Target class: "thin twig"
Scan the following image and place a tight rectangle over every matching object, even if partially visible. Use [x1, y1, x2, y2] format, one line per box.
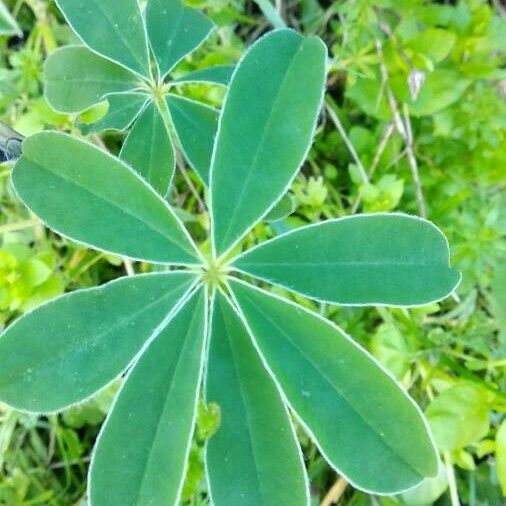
[123, 257, 135, 276]
[320, 476, 348, 506]
[174, 151, 206, 213]
[444, 452, 461, 506]
[325, 96, 369, 185]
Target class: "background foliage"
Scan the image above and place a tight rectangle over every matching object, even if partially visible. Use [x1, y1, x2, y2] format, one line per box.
[0, 0, 504, 505]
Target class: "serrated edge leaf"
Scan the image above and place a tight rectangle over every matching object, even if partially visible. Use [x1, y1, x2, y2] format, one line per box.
[230, 212, 462, 308]
[226, 277, 440, 495]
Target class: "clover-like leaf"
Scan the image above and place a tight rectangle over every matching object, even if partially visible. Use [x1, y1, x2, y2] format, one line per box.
[90, 287, 207, 506]
[0, 0, 21, 36]
[210, 29, 327, 256]
[12, 132, 200, 264]
[167, 94, 218, 184]
[80, 92, 148, 134]
[44, 46, 140, 114]
[229, 279, 439, 494]
[0, 272, 196, 412]
[55, 0, 150, 77]
[206, 290, 308, 505]
[146, 0, 215, 78]
[233, 213, 461, 306]
[120, 101, 175, 196]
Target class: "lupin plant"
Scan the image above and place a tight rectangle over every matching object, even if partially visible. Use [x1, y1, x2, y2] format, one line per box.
[0, 0, 461, 505]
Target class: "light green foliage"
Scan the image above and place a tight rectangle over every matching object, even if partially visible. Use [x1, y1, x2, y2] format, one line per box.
[0, 0, 20, 36]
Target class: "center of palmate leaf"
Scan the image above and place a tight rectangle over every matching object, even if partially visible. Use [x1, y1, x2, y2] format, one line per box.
[146, 78, 170, 105]
[201, 259, 229, 289]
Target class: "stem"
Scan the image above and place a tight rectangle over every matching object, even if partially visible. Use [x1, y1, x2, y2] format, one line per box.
[325, 96, 369, 185]
[444, 452, 461, 506]
[253, 0, 287, 29]
[320, 476, 348, 506]
[0, 218, 40, 234]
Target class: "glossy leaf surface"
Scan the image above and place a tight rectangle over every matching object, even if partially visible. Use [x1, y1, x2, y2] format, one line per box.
[12, 132, 199, 264]
[175, 65, 235, 86]
[120, 101, 174, 195]
[90, 288, 207, 506]
[233, 214, 460, 306]
[210, 29, 327, 255]
[0, 272, 195, 412]
[230, 280, 439, 494]
[146, 0, 214, 77]
[206, 291, 308, 506]
[167, 95, 218, 184]
[55, 0, 150, 76]
[44, 46, 139, 113]
[81, 93, 148, 133]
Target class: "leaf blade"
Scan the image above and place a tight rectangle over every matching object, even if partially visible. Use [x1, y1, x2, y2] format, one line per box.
[146, 0, 214, 77]
[0, 0, 21, 36]
[44, 46, 139, 114]
[205, 291, 308, 506]
[54, 0, 150, 76]
[12, 132, 199, 264]
[89, 287, 207, 506]
[120, 101, 175, 196]
[167, 94, 218, 184]
[210, 29, 327, 255]
[0, 272, 196, 412]
[233, 214, 461, 306]
[229, 279, 439, 494]
[175, 65, 235, 86]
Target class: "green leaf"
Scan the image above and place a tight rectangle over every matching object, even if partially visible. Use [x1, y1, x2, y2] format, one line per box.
[54, 0, 150, 77]
[233, 214, 461, 306]
[120, 101, 175, 196]
[12, 132, 200, 264]
[146, 0, 214, 78]
[175, 65, 235, 86]
[210, 29, 326, 256]
[167, 94, 218, 184]
[263, 193, 295, 222]
[81, 92, 148, 134]
[229, 279, 439, 494]
[44, 46, 139, 114]
[90, 287, 207, 506]
[496, 419, 506, 496]
[205, 291, 308, 506]
[0, 272, 195, 412]
[425, 382, 492, 452]
[0, 0, 21, 36]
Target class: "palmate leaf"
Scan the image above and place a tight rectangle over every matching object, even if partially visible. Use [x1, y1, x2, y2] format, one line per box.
[0, 272, 196, 412]
[120, 101, 175, 196]
[12, 132, 200, 265]
[0, 0, 21, 36]
[80, 92, 149, 134]
[90, 287, 207, 506]
[205, 291, 308, 506]
[54, 0, 150, 77]
[146, 0, 215, 78]
[233, 213, 461, 306]
[210, 29, 327, 256]
[44, 46, 140, 114]
[167, 94, 218, 184]
[229, 279, 439, 494]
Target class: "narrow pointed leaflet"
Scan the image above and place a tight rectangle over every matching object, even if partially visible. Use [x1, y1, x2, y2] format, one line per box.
[120, 101, 175, 196]
[230, 280, 439, 494]
[210, 29, 327, 255]
[0, 273, 195, 412]
[55, 0, 150, 76]
[175, 65, 235, 86]
[233, 214, 461, 306]
[0, 0, 21, 36]
[12, 132, 199, 264]
[206, 291, 308, 506]
[90, 288, 207, 506]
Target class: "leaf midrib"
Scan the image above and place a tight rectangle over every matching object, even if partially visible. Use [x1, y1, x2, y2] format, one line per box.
[242, 291, 425, 479]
